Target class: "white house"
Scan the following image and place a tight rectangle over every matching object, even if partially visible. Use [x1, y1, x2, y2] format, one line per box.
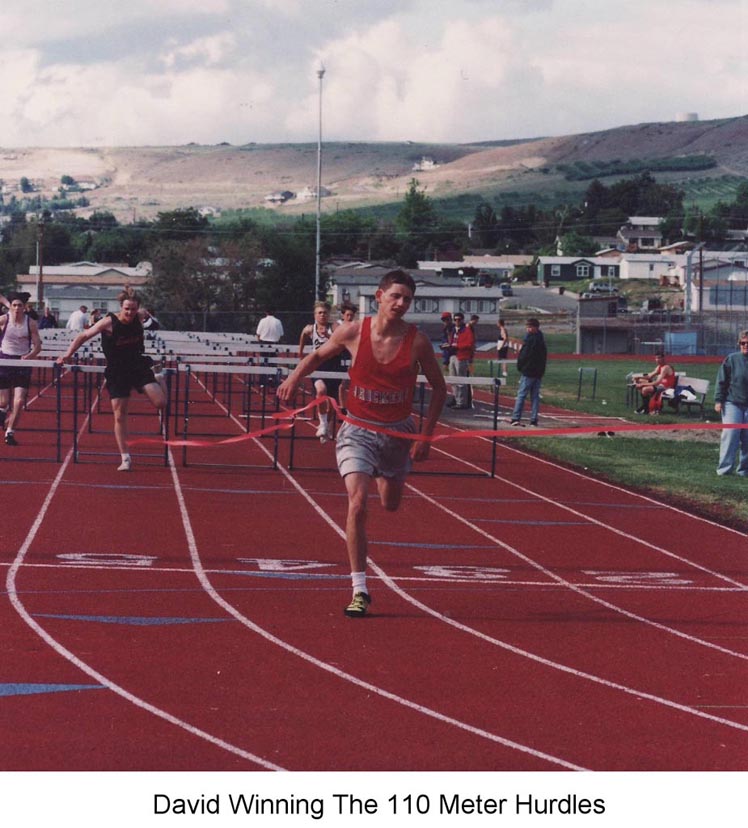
[618, 254, 679, 282]
[17, 261, 152, 322]
[617, 216, 664, 251]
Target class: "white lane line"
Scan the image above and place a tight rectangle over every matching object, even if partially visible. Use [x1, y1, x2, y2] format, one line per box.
[429, 437, 748, 591]
[465, 418, 748, 540]
[231, 410, 748, 736]
[167, 448, 586, 771]
[5, 407, 284, 771]
[187, 385, 748, 767]
[182, 376, 587, 769]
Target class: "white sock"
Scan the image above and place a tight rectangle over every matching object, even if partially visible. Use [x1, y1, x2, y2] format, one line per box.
[319, 413, 328, 426]
[121, 453, 131, 462]
[351, 571, 367, 596]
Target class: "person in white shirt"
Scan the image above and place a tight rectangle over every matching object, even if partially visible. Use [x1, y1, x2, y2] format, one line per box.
[255, 310, 284, 343]
[66, 305, 89, 331]
[0, 292, 42, 445]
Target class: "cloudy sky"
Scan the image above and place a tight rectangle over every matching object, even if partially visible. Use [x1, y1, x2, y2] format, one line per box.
[0, 0, 745, 147]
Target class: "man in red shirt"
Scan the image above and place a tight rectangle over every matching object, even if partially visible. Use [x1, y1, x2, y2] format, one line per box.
[277, 270, 447, 617]
[447, 312, 476, 409]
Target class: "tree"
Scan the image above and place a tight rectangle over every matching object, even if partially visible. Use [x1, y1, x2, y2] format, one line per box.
[146, 238, 215, 313]
[395, 179, 439, 257]
[471, 202, 500, 248]
[153, 207, 209, 241]
[557, 231, 597, 257]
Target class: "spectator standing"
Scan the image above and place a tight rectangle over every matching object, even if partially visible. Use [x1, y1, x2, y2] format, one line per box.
[66, 305, 89, 331]
[256, 309, 284, 343]
[88, 308, 102, 327]
[439, 312, 455, 367]
[38, 306, 58, 329]
[496, 318, 510, 378]
[447, 312, 475, 409]
[714, 331, 748, 477]
[510, 318, 547, 427]
[141, 308, 161, 335]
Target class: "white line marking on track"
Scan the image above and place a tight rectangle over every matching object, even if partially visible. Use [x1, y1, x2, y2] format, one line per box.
[431, 435, 748, 591]
[5, 397, 284, 771]
[235, 398, 748, 734]
[184, 375, 587, 769]
[186, 385, 748, 762]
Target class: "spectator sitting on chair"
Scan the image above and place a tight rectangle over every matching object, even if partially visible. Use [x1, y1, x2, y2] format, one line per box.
[634, 352, 676, 414]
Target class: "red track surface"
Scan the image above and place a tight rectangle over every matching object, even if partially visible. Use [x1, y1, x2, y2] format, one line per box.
[1, 371, 746, 771]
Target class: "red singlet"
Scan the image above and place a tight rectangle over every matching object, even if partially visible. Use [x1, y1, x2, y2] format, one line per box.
[347, 317, 418, 423]
[659, 366, 677, 390]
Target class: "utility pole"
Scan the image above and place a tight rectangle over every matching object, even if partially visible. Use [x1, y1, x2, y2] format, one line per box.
[315, 65, 325, 301]
[36, 216, 46, 308]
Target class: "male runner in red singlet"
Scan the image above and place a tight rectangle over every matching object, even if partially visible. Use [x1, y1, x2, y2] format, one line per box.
[278, 270, 447, 617]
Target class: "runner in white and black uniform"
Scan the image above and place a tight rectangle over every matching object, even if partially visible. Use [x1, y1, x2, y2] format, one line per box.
[298, 301, 344, 443]
[0, 291, 42, 446]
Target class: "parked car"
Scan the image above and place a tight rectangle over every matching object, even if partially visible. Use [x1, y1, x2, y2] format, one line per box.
[588, 282, 618, 295]
[500, 282, 513, 297]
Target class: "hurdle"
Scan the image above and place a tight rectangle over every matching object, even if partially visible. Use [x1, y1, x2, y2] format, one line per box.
[0, 357, 64, 464]
[174, 362, 282, 470]
[67, 363, 173, 468]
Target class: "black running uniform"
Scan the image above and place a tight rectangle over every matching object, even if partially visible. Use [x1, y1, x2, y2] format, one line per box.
[101, 313, 156, 399]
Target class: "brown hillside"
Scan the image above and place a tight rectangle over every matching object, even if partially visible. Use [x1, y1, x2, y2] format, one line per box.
[0, 116, 745, 221]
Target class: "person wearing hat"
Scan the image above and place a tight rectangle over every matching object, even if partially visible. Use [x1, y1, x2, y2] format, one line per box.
[447, 312, 475, 409]
[0, 292, 42, 445]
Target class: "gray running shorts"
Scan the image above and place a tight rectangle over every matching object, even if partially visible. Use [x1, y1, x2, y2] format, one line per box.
[336, 416, 417, 481]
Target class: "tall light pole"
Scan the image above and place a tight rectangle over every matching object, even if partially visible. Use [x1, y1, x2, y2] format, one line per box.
[36, 216, 46, 308]
[315, 65, 325, 301]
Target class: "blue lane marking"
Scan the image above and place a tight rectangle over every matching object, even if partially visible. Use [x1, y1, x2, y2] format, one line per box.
[33, 613, 233, 626]
[0, 683, 104, 697]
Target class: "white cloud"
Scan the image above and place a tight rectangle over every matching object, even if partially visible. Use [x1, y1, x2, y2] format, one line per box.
[0, 0, 744, 146]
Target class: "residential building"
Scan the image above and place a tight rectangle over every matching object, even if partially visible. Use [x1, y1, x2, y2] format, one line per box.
[17, 261, 151, 322]
[536, 256, 620, 282]
[617, 216, 664, 251]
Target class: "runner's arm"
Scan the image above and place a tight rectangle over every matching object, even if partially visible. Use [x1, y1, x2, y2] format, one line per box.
[411, 331, 447, 461]
[297, 326, 312, 360]
[24, 320, 42, 359]
[279, 324, 356, 402]
[56, 316, 112, 363]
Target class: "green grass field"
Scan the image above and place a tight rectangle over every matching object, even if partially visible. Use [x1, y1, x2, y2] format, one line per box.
[474, 354, 748, 530]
